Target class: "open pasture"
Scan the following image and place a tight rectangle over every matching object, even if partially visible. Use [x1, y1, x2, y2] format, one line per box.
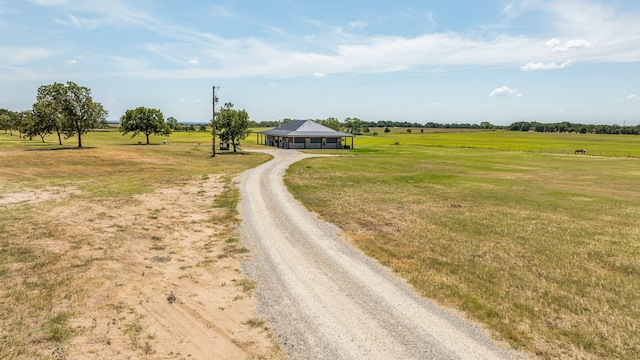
[358, 128, 640, 157]
[0, 130, 252, 196]
[286, 136, 640, 359]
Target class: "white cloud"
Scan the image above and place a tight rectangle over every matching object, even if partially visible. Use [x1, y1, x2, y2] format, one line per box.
[188, 57, 200, 65]
[31, 0, 69, 6]
[490, 86, 522, 97]
[348, 20, 368, 30]
[545, 38, 562, 48]
[54, 14, 104, 29]
[7, 0, 640, 83]
[0, 46, 51, 65]
[432, 102, 440, 106]
[521, 60, 571, 71]
[547, 38, 594, 52]
[178, 99, 187, 103]
[627, 94, 640, 101]
[426, 12, 436, 28]
[64, 59, 77, 64]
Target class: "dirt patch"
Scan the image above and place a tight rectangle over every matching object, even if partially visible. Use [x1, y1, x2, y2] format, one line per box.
[0, 187, 81, 205]
[3, 175, 281, 359]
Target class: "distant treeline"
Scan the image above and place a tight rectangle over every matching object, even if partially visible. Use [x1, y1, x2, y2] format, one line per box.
[507, 121, 640, 135]
[251, 118, 494, 129]
[250, 118, 498, 135]
[108, 117, 640, 136]
[252, 118, 640, 135]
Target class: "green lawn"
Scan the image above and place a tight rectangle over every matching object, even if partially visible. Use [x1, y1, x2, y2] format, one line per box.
[286, 135, 640, 359]
[357, 128, 640, 157]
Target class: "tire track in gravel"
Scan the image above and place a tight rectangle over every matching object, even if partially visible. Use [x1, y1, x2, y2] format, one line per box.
[239, 149, 528, 360]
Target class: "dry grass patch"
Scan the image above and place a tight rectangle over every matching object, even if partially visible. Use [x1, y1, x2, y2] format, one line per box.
[0, 135, 281, 359]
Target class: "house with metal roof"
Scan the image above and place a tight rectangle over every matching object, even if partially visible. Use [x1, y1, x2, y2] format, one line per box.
[257, 120, 354, 149]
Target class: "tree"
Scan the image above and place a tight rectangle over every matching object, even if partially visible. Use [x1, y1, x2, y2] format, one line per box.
[120, 107, 170, 144]
[344, 117, 363, 135]
[10, 111, 26, 138]
[165, 116, 183, 131]
[32, 82, 67, 145]
[50, 82, 108, 148]
[22, 110, 52, 142]
[0, 109, 12, 135]
[0, 110, 15, 136]
[320, 117, 341, 131]
[217, 102, 251, 152]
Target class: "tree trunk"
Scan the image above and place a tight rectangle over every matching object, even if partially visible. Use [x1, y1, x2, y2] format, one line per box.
[57, 131, 62, 145]
[146, 134, 150, 144]
[76, 121, 83, 147]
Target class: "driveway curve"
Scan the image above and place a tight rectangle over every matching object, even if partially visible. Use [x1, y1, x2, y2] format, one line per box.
[238, 149, 527, 360]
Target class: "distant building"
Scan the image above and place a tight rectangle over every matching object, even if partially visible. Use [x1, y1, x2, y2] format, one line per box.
[257, 120, 354, 149]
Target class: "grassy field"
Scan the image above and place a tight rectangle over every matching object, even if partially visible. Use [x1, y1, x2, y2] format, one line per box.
[4, 127, 640, 358]
[0, 130, 272, 358]
[285, 132, 640, 359]
[355, 127, 640, 157]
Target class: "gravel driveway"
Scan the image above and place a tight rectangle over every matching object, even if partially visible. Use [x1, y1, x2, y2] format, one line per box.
[239, 149, 528, 360]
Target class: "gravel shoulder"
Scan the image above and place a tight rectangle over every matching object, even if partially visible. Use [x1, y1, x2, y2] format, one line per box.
[239, 149, 529, 360]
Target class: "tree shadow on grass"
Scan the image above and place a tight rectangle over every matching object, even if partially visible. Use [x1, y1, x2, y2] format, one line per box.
[23, 147, 96, 151]
[215, 151, 253, 156]
[120, 143, 163, 146]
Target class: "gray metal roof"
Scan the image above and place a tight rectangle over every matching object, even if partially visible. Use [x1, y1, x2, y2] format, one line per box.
[259, 120, 354, 137]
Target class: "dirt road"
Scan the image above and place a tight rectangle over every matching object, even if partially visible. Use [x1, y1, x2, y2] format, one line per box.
[239, 149, 527, 360]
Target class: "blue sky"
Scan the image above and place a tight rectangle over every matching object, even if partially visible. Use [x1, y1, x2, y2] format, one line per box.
[1, 0, 640, 125]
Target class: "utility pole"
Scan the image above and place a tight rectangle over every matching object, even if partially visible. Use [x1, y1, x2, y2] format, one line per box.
[211, 85, 219, 157]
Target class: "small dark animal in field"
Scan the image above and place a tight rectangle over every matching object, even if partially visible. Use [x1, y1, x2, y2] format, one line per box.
[167, 291, 176, 304]
[193, 142, 201, 150]
[574, 149, 586, 154]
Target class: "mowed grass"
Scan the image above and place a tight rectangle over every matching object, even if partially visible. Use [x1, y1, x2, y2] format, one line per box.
[361, 127, 640, 157]
[0, 130, 270, 358]
[285, 138, 640, 359]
